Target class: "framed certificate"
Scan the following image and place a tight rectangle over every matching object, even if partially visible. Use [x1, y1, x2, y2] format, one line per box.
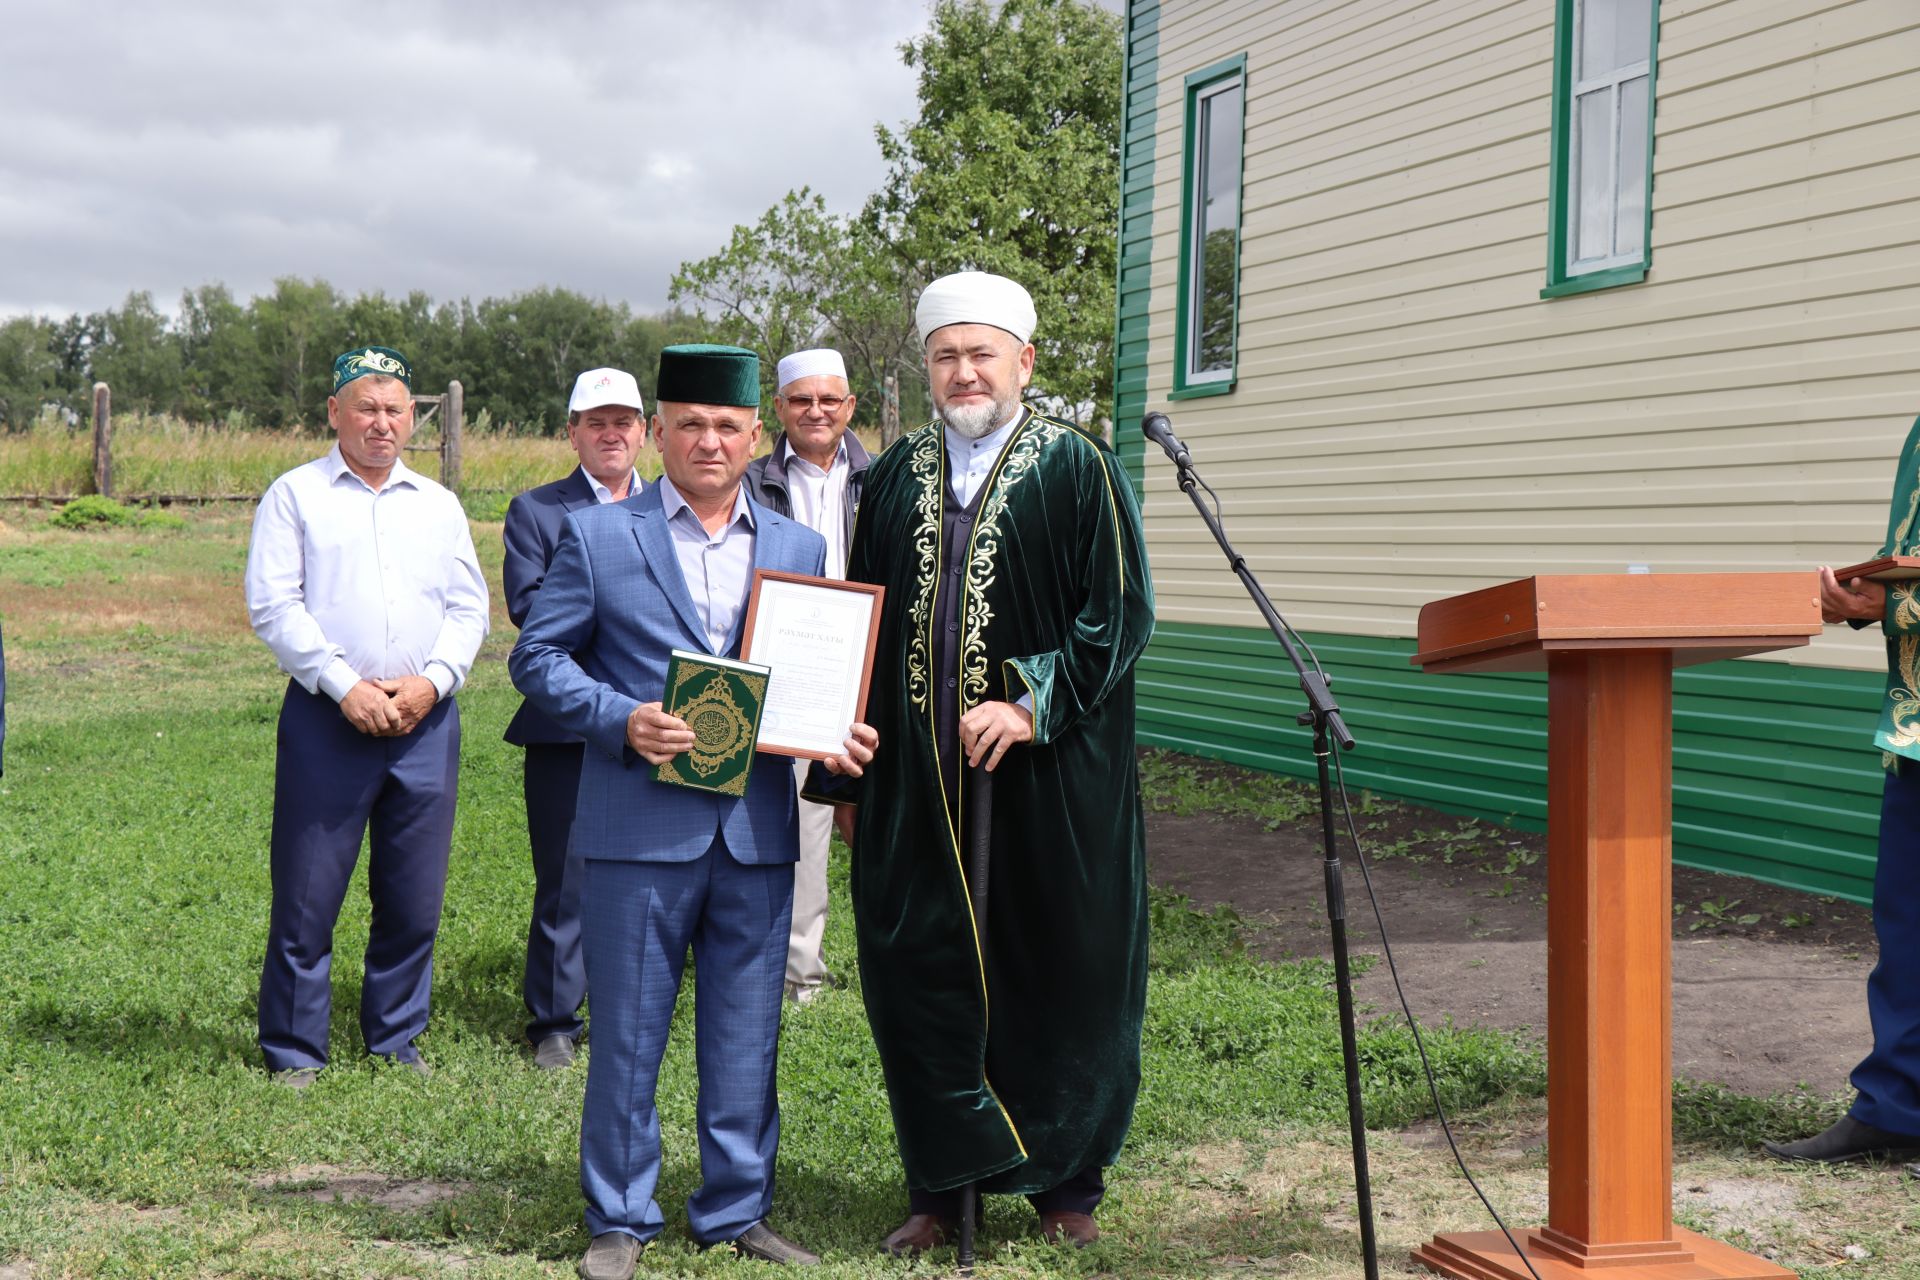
[740, 570, 885, 760]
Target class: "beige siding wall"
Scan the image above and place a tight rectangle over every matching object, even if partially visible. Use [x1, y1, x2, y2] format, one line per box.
[1140, 0, 1920, 672]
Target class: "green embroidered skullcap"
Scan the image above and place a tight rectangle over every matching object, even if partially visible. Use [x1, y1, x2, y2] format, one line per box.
[332, 346, 413, 393]
[655, 344, 761, 408]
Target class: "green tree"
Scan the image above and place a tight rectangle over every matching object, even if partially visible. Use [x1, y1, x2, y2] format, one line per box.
[178, 284, 263, 422]
[670, 188, 922, 431]
[470, 288, 628, 432]
[0, 315, 66, 428]
[86, 291, 186, 416]
[866, 0, 1122, 427]
[249, 277, 348, 427]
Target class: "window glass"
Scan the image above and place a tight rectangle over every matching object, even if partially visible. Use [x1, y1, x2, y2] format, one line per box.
[1194, 81, 1242, 375]
[1574, 89, 1612, 262]
[1615, 76, 1649, 258]
[1560, 0, 1655, 280]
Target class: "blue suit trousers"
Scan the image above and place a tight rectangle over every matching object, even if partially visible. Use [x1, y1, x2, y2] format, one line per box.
[258, 682, 459, 1071]
[579, 843, 793, 1245]
[523, 742, 587, 1044]
[1852, 763, 1920, 1136]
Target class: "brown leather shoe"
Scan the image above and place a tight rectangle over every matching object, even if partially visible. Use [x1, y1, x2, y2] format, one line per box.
[1039, 1211, 1098, 1247]
[882, 1213, 955, 1256]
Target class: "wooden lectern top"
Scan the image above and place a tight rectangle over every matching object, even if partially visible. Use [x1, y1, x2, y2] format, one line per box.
[1411, 573, 1821, 674]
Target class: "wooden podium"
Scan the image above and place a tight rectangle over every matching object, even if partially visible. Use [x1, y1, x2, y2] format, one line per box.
[1408, 574, 1820, 1280]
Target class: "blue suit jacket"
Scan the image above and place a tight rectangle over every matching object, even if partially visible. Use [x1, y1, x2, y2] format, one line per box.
[507, 483, 827, 864]
[502, 467, 600, 746]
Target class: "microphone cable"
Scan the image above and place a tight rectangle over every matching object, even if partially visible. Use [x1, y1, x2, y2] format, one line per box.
[1149, 409, 1545, 1277]
[1326, 741, 1547, 1280]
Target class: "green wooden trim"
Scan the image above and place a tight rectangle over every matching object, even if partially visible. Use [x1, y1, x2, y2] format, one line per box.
[1113, 1, 1160, 498]
[1136, 620, 1885, 904]
[1543, 0, 1661, 294]
[1540, 264, 1648, 298]
[1173, 52, 1246, 398]
[1168, 380, 1235, 400]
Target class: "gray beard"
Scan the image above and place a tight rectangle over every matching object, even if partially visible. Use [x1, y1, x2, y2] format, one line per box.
[937, 396, 1014, 439]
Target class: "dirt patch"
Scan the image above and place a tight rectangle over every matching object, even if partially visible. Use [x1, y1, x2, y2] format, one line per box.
[252, 1165, 473, 1212]
[1675, 1178, 1812, 1239]
[1145, 757, 1879, 1100]
[1148, 1112, 1913, 1279]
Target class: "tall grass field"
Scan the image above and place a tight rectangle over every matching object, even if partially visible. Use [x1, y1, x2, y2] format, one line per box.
[0, 503, 1905, 1278]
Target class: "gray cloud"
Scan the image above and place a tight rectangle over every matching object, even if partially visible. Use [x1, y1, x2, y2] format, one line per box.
[0, 0, 929, 317]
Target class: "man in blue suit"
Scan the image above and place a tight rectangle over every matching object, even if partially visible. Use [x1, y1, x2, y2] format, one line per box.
[510, 345, 875, 1278]
[502, 366, 647, 1071]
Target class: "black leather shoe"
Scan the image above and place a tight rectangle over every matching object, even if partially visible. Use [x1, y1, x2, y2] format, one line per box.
[725, 1221, 820, 1266]
[533, 1034, 577, 1070]
[1764, 1116, 1920, 1164]
[578, 1231, 643, 1280]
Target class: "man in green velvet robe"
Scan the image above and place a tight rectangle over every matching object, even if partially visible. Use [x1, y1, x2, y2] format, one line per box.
[821, 271, 1154, 1252]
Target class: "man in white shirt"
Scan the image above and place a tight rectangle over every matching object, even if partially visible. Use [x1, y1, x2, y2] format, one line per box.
[744, 348, 872, 1004]
[244, 345, 489, 1088]
[500, 368, 647, 1070]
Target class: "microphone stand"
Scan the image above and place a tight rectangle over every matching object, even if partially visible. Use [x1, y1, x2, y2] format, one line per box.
[1145, 416, 1379, 1280]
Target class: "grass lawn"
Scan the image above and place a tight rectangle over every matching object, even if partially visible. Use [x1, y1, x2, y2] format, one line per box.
[0, 501, 1912, 1278]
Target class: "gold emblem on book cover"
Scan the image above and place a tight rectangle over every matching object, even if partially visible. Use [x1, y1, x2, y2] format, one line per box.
[656, 666, 768, 796]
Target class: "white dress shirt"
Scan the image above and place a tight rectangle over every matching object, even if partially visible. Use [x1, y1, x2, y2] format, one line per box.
[944, 410, 1023, 507]
[657, 476, 757, 654]
[785, 439, 850, 578]
[580, 464, 642, 505]
[245, 445, 489, 702]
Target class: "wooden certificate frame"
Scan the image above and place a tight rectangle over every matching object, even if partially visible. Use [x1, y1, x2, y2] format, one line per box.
[740, 570, 885, 760]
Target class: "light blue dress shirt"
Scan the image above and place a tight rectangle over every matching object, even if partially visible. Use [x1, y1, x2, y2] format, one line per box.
[657, 475, 757, 653]
[580, 464, 642, 504]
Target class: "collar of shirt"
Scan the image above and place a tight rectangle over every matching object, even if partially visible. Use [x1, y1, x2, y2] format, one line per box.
[786, 436, 848, 480]
[578, 464, 642, 504]
[941, 408, 1024, 467]
[322, 441, 419, 494]
[656, 474, 756, 540]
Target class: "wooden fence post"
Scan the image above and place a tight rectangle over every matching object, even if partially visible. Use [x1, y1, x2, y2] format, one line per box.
[91, 382, 111, 497]
[443, 380, 464, 490]
[882, 373, 900, 449]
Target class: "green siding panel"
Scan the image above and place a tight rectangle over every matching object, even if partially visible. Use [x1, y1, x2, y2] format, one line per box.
[1114, 0, 1158, 496]
[1137, 622, 1886, 903]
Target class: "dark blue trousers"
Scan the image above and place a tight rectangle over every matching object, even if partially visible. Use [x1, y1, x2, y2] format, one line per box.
[258, 682, 459, 1072]
[522, 741, 587, 1044]
[579, 844, 793, 1245]
[1852, 762, 1920, 1136]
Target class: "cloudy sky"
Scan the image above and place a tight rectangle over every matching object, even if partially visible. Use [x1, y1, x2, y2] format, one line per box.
[0, 0, 934, 320]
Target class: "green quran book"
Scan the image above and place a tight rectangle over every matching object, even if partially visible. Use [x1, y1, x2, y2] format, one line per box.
[653, 649, 772, 797]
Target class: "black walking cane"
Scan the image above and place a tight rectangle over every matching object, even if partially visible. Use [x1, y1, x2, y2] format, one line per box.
[957, 764, 992, 1273]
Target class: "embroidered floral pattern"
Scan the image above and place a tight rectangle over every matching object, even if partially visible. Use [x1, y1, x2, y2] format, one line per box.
[903, 426, 945, 711]
[959, 415, 1068, 708]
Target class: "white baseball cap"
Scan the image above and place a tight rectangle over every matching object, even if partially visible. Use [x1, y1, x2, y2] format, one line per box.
[568, 367, 644, 415]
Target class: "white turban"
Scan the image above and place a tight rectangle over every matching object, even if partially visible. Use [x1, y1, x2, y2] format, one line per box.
[775, 348, 848, 390]
[914, 271, 1037, 347]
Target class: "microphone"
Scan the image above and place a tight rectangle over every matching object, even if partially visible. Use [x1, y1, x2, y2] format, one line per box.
[1141, 411, 1192, 470]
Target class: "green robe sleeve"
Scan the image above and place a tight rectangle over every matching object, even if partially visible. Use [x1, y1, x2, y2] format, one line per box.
[1003, 445, 1154, 746]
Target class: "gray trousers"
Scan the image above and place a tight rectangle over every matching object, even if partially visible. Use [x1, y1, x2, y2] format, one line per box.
[786, 758, 834, 991]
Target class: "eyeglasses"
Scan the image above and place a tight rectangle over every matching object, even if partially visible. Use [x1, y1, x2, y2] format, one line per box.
[781, 395, 850, 414]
